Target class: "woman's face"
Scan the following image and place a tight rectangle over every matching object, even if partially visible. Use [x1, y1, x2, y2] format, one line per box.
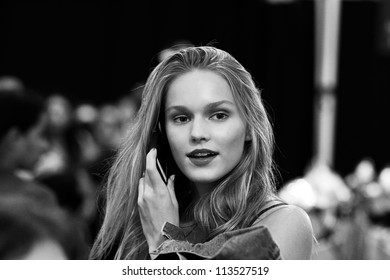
[164, 69, 249, 192]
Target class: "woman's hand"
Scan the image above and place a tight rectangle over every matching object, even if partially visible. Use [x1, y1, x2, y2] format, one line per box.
[138, 148, 179, 253]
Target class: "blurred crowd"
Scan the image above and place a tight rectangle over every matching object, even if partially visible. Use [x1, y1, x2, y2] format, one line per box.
[279, 159, 390, 259]
[0, 75, 141, 259]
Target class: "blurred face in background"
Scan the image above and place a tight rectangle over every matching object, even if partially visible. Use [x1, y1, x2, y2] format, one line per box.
[95, 105, 127, 150]
[12, 113, 50, 172]
[46, 95, 72, 132]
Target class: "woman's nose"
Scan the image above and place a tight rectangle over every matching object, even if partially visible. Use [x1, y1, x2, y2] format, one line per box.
[190, 117, 209, 143]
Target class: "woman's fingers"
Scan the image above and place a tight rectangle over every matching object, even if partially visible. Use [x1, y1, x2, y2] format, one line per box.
[138, 154, 179, 253]
[145, 148, 167, 187]
[167, 175, 178, 207]
[137, 177, 145, 205]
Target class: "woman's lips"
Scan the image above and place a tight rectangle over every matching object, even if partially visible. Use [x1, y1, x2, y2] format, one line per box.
[187, 149, 219, 167]
[188, 154, 218, 167]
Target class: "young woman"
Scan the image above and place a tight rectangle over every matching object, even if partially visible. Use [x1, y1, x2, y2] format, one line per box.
[90, 46, 313, 260]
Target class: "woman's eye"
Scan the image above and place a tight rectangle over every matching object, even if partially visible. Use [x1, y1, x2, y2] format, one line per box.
[210, 112, 228, 120]
[173, 115, 190, 123]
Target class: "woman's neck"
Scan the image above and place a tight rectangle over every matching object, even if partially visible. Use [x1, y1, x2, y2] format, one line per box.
[178, 182, 209, 224]
[193, 182, 214, 197]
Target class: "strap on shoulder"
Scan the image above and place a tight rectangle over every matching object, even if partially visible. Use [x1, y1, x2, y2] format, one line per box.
[249, 202, 288, 226]
[258, 202, 288, 218]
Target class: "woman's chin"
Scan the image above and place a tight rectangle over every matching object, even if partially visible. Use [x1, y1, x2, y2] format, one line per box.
[184, 173, 220, 189]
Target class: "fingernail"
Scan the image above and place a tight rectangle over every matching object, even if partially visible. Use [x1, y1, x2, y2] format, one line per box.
[170, 175, 175, 181]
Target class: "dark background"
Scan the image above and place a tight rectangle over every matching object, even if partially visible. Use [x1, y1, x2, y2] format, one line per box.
[1, 0, 389, 187]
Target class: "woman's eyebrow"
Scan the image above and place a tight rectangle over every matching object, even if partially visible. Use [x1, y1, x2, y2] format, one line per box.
[165, 105, 188, 113]
[166, 100, 234, 113]
[204, 100, 234, 111]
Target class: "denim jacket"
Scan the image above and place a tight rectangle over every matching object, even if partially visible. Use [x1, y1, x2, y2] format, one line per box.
[150, 222, 281, 260]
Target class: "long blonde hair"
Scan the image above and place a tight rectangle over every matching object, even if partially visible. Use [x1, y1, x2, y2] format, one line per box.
[90, 46, 277, 259]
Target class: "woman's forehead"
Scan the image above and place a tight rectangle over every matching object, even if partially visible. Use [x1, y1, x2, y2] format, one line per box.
[165, 70, 235, 106]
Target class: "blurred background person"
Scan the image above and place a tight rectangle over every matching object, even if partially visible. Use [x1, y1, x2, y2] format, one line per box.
[0, 192, 88, 259]
[0, 90, 90, 259]
[0, 92, 54, 203]
[35, 94, 102, 246]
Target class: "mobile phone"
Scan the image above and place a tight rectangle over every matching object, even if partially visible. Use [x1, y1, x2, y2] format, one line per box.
[149, 127, 171, 185]
[156, 157, 167, 185]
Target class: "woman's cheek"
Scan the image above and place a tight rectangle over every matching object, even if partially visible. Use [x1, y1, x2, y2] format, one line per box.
[166, 127, 185, 165]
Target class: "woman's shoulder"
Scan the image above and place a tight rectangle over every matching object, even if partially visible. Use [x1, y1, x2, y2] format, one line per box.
[253, 203, 313, 259]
